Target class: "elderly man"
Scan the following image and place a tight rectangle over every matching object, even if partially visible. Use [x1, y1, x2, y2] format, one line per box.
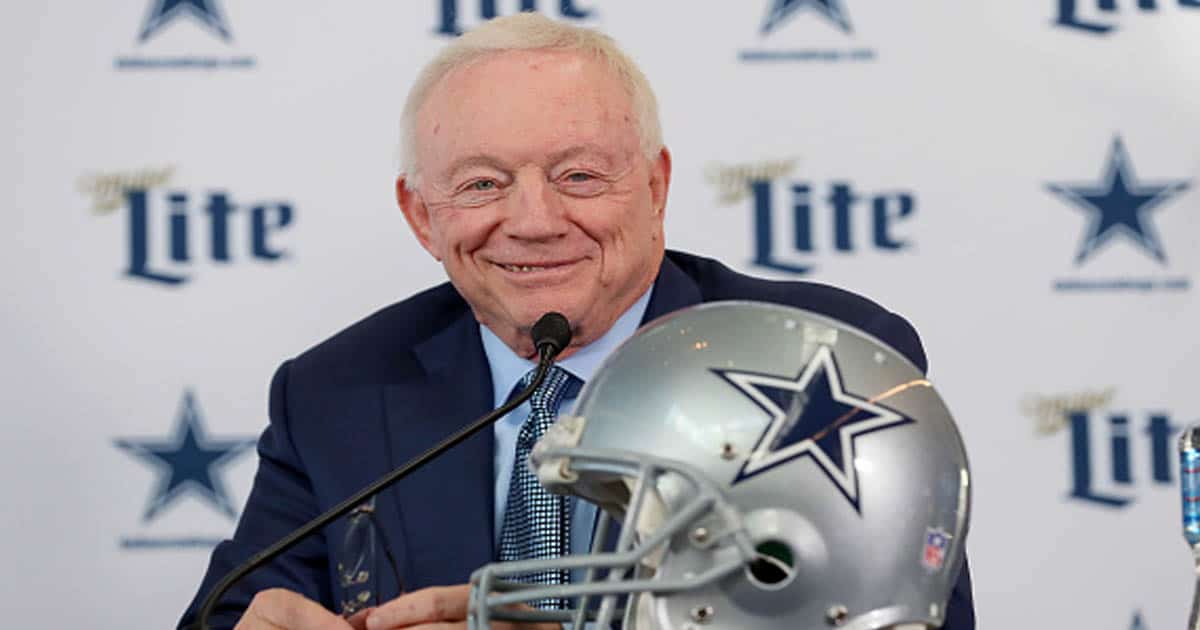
[181, 13, 975, 630]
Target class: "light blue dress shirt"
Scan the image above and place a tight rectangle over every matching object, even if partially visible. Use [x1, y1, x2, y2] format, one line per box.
[481, 288, 653, 561]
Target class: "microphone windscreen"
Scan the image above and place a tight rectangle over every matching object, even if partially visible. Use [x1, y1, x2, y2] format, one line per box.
[531, 312, 572, 355]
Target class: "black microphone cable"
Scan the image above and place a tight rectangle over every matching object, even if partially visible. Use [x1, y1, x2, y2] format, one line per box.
[193, 312, 572, 629]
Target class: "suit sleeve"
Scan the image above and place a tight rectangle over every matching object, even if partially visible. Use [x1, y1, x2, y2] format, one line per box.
[865, 310, 976, 630]
[177, 360, 334, 629]
[941, 555, 976, 630]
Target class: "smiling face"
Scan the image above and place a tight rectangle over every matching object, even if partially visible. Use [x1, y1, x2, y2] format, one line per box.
[397, 48, 671, 358]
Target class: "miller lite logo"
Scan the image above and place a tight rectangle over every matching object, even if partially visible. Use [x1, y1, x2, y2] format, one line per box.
[79, 167, 296, 286]
[1054, 0, 1200, 35]
[435, 0, 595, 37]
[707, 159, 917, 276]
[1025, 389, 1184, 508]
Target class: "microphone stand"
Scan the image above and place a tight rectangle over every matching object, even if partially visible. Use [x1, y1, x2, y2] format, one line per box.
[195, 314, 571, 629]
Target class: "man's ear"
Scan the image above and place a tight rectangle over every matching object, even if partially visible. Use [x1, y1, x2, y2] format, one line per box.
[396, 176, 441, 261]
[649, 146, 672, 219]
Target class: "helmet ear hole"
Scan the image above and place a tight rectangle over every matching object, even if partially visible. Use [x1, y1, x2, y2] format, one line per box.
[746, 540, 796, 590]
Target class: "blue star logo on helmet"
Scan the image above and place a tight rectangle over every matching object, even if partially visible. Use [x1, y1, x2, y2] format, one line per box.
[114, 390, 255, 522]
[1046, 136, 1190, 265]
[714, 345, 914, 513]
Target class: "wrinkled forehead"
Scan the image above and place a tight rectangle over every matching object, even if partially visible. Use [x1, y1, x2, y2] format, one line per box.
[415, 48, 640, 170]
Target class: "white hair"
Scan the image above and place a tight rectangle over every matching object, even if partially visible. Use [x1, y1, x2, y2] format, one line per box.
[397, 13, 663, 187]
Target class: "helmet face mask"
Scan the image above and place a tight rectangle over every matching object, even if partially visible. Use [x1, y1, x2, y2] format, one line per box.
[468, 301, 971, 630]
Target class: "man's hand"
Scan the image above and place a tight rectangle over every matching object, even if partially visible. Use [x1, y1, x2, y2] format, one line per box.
[233, 588, 365, 630]
[364, 584, 560, 630]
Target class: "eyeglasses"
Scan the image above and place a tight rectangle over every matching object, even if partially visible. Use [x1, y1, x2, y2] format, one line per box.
[336, 496, 403, 617]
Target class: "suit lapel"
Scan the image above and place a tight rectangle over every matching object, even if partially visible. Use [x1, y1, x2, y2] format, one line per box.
[643, 254, 703, 324]
[382, 310, 496, 590]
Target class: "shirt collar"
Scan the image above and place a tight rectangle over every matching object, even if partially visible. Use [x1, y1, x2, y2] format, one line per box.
[480, 287, 654, 407]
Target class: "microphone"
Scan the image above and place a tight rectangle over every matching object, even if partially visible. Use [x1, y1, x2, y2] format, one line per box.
[194, 312, 573, 629]
[1180, 425, 1200, 630]
[531, 311, 571, 357]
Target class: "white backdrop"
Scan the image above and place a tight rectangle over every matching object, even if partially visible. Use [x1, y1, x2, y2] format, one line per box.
[2, 1, 1198, 628]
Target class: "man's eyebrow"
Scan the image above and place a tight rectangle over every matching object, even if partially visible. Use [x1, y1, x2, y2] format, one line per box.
[443, 156, 509, 179]
[546, 145, 618, 168]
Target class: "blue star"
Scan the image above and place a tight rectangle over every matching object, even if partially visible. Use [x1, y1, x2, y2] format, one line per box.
[1047, 137, 1190, 265]
[114, 391, 255, 522]
[761, 0, 853, 35]
[715, 346, 913, 513]
[139, 0, 231, 43]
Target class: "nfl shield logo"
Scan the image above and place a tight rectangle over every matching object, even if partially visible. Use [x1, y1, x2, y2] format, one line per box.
[922, 527, 951, 572]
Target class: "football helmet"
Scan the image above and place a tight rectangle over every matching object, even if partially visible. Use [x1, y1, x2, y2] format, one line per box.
[468, 301, 970, 630]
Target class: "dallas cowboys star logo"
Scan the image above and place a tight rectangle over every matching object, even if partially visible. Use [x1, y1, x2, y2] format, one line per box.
[761, 0, 853, 35]
[714, 346, 913, 513]
[1047, 136, 1190, 265]
[114, 390, 255, 522]
[139, 0, 232, 43]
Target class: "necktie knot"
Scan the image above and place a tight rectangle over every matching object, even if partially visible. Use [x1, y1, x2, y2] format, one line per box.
[516, 366, 579, 447]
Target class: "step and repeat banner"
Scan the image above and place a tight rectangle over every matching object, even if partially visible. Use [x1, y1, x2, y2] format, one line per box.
[2, 1, 1197, 628]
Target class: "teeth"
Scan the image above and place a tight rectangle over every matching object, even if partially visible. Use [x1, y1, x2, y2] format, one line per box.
[502, 264, 544, 273]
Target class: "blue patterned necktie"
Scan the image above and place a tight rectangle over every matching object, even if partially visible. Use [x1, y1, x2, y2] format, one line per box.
[497, 365, 581, 609]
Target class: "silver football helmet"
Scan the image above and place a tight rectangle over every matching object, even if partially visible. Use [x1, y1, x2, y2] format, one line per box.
[468, 301, 970, 630]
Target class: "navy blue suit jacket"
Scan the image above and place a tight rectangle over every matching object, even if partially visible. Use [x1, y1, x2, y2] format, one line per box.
[180, 250, 974, 629]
